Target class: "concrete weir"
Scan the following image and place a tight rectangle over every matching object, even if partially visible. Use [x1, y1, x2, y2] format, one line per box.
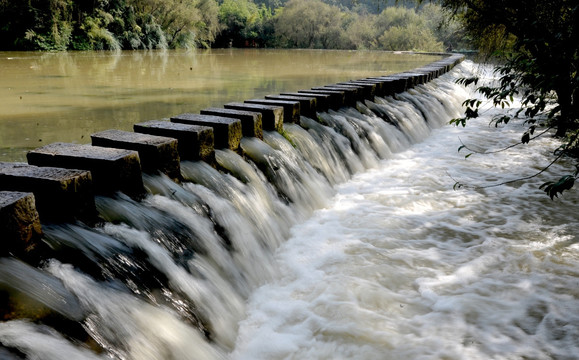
[281, 92, 331, 112]
[264, 95, 317, 119]
[298, 89, 345, 109]
[224, 102, 284, 132]
[0, 162, 95, 222]
[200, 107, 263, 139]
[91, 129, 181, 181]
[244, 99, 301, 123]
[134, 120, 215, 162]
[313, 86, 360, 106]
[27, 143, 145, 199]
[170, 113, 242, 151]
[0, 53, 464, 244]
[0, 191, 42, 256]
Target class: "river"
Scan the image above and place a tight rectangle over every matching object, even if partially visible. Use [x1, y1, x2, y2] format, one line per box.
[232, 62, 579, 359]
[1, 58, 578, 359]
[0, 49, 438, 162]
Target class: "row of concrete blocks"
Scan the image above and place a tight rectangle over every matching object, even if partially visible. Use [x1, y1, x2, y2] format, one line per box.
[0, 54, 464, 250]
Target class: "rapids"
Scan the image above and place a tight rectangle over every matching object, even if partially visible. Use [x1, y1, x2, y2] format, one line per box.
[2, 61, 578, 359]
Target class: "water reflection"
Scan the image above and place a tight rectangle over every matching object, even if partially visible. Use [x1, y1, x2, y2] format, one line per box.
[0, 49, 441, 161]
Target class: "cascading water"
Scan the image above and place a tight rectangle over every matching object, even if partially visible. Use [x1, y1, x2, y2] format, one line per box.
[232, 64, 579, 359]
[2, 61, 577, 360]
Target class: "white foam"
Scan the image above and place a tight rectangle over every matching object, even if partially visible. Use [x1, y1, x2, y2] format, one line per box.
[232, 62, 579, 359]
[0, 320, 106, 360]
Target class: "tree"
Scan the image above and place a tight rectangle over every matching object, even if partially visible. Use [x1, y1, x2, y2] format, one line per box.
[374, 6, 442, 51]
[340, 12, 378, 50]
[197, 0, 222, 47]
[0, 0, 220, 50]
[216, 0, 274, 47]
[377, 23, 442, 51]
[0, 0, 75, 50]
[419, 3, 469, 51]
[127, 0, 220, 49]
[274, 0, 344, 49]
[80, 9, 123, 50]
[434, 0, 578, 197]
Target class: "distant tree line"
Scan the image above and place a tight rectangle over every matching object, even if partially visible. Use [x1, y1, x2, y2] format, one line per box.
[0, 0, 468, 52]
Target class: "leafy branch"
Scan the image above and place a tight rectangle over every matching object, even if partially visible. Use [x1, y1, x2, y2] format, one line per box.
[456, 128, 579, 198]
[456, 125, 553, 158]
[434, 0, 578, 199]
[450, 151, 575, 195]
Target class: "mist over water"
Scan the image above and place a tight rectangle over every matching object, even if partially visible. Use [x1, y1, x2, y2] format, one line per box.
[2, 61, 578, 359]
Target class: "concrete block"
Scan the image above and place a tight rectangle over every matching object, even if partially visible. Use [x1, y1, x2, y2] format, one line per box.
[396, 73, 425, 87]
[265, 95, 317, 118]
[244, 99, 300, 123]
[0, 191, 42, 255]
[91, 129, 180, 180]
[328, 84, 366, 99]
[370, 76, 408, 94]
[171, 113, 242, 151]
[417, 66, 442, 78]
[134, 120, 215, 162]
[413, 72, 430, 84]
[0, 162, 96, 222]
[427, 62, 448, 75]
[313, 86, 359, 106]
[353, 79, 386, 97]
[299, 89, 345, 109]
[337, 82, 376, 99]
[368, 78, 397, 96]
[27, 143, 144, 199]
[450, 54, 464, 66]
[224, 102, 284, 132]
[200, 107, 263, 139]
[405, 70, 431, 82]
[281, 92, 330, 112]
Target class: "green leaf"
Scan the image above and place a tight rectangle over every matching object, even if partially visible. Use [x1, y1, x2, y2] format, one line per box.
[450, 117, 467, 127]
[465, 153, 473, 159]
[521, 131, 530, 144]
[540, 175, 576, 200]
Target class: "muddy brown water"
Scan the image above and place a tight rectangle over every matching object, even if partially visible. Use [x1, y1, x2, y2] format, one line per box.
[0, 49, 441, 162]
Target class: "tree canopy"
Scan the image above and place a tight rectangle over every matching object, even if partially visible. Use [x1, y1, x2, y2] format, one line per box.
[0, 0, 220, 50]
[0, 0, 459, 51]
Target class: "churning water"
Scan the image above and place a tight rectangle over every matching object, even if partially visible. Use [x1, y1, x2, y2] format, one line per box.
[2, 61, 579, 359]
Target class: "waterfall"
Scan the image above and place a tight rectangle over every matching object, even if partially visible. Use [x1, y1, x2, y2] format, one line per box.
[1, 63, 471, 359]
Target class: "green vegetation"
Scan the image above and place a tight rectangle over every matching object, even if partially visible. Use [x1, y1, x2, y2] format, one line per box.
[0, 0, 460, 51]
[433, 0, 578, 197]
[215, 0, 275, 47]
[0, 0, 220, 50]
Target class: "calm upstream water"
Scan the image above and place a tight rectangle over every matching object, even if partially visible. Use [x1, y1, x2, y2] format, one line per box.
[0, 49, 439, 162]
[1, 59, 579, 359]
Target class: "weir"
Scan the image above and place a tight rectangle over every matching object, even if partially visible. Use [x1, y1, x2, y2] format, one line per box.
[0, 53, 466, 358]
